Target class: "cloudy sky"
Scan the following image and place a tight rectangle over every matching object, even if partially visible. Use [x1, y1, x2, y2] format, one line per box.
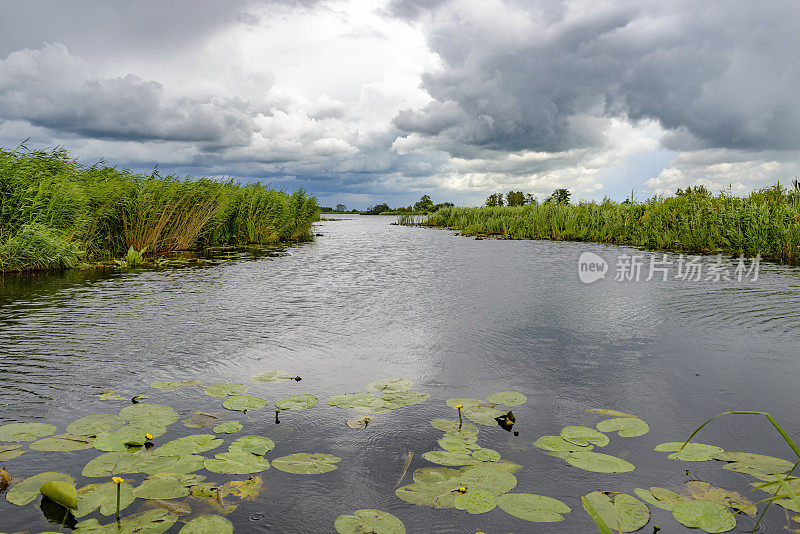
[1, 0, 799, 208]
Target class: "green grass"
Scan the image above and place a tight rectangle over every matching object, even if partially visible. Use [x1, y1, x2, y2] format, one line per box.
[399, 187, 800, 262]
[0, 147, 319, 271]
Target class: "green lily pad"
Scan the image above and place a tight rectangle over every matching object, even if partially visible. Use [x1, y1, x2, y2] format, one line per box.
[40, 480, 78, 510]
[486, 391, 527, 406]
[684, 480, 756, 517]
[119, 404, 179, 427]
[496, 493, 571, 522]
[6, 471, 74, 505]
[533, 435, 593, 452]
[213, 421, 243, 434]
[459, 465, 517, 495]
[229, 436, 275, 456]
[326, 392, 376, 408]
[251, 370, 293, 383]
[66, 413, 126, 437]
[463, 405, 506, 426]
[143, 454, 206, 475]
[276, 394, 318, 411]
[413, 467, 462, 484]
[181, 412, 221, 429]
[596, 418, 650, 437]
[0, 422, 57, 442]
[82, 450, 153, 477]
[152, 434, 222, 456]
[445, 398, 483, 409]
[179, 514, 233, 534]
[74, 509, 177, 534]
[334, 509, 406, 534]
[367, 378, 414, 393]
[395, 482, 458, 508]
[454, 489, 497, 514]
[31, 434, 94, 451]
[271, 453, 341, 474]
[222, 476, 264, 500]
[93, 424, 166, 451]
[95, 390, 127, 401]
[204, 452, 271, 474]
[587, 408, 638, 418]
[582, 491, 650, 533]
[204, 382, 247, 397]
[715, 451, 794, 476]
[151, 380, 200, 390]
[471, 448, 501, 462]
[634, 487, 688, 511]
[430, 418, 479, 434]
[438, 437, 472, 453]
[133, 473, 205, 500]
[423, 450, 480, 467]
[76, 481, 135, 517]
[561, 425, 610, 447]
[0, 443, 26, 461]
[654, 442, 725, 461]
[223, 395, 267, 412]
[558, 451, 635, 473]
[672, 500, 736, 533]
[378, 391, 430, 408]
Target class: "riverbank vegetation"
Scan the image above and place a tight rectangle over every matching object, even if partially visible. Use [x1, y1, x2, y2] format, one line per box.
[399, 185, 800, 262]
[0, 147, 319, 272]
[320, 195, 454, 215]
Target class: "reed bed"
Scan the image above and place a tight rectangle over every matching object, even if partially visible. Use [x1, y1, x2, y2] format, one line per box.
[400, 188, 800, 262]
[0, 147, 319, 271]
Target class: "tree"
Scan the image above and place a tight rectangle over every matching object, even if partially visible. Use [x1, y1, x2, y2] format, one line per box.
[335, 203, 347, 212]
[545, 188, 570, 205]
[414, 195, 434, 212]
[485, 193, 504, 206]
[366, 203, 390, 215]
[525, 193, 537, 205]
[506, 191, 526, 206]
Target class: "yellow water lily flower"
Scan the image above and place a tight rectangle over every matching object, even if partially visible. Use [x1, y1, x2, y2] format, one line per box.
[455, 404, 463, 409]
[145, 433, 153, 440]
[112, 477, 124, 484]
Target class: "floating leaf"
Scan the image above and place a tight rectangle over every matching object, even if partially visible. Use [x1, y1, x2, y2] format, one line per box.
[413, 467, 462, 485]
[684, 481, 756, 517]
[204, 382, 247, 397]
[0, 443, 26, 461]
[486, 391, 527, 406]
[213, 421, 243, 434]
[271, 453, 340, 474]
[0, 422, 57, 442]
[327, 392, 376, 408]
[596, 418, 650, 437]
[93, 425, 166, 451]
[463, 405, 506, 426]
[179, 514, 233, 534]
[182, 412, 220, 429]
[66, 414, 126, 437]
[82, 450, 153, 477]
[74, 509, 177, 534]
[346, 416, 372, 429]
[378, 391, 430, 408]
[715, 451, 794, 476]
[133, 473, 205, 500]
[151, 380, 200, 390]
[497, 493, 571, 522]
[654, 442, 724, 461]
[6, 471, 73, 505]
[119, 404, 179, 427]
[561, 425, 610, 447]
[95, 390, 126, 401]
[533, 435, 593, 452]
[31, 433, 94, 451]
[229, 436, 275, 456]
[395, 482, 458, 508]
[204, 453, 270, 475]
[471, 448, 501, 462]
[633, 487, 687, 511]
[152, 435, 222, 456]
[76, 481, 135, 517]
[454, 489, 497, 514]
[438, 437, 471, 453]
[445, 398, 483, 409]
[582, 491, 650, 532]
[558, 451, 635, 473]
[422, 450, 480, 467]
[430, 418, 479, 435]
[367, 378, 414, 393]
[334, 509, 406, 534]
[40, 480, 78, 510]
[587, 408, 638, 418]
[276, 394, 318, 411]
[224, 476, 263, 500]
[251, 370, 293, 383]
[144, 455, 206, 475]
[460, 465, 517, 495]
[672, 501, 735, 533]
[223, 395, 267, 412]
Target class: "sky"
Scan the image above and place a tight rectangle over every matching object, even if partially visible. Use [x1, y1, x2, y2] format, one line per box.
[1, 0, 799, 209]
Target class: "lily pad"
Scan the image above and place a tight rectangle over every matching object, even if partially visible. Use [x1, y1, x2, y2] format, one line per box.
[82, 450, 153, 477]
[6, 471, 74, 505]
[0, 443, 26, 461]
[430, 419, 479, 435]
[223, 476, 263, 500]
[378, 391, 430, 408]
[74, 509, 178, 534]
[276, 394, 318, 411]
[335, 509, 406, 534]
[587, 408, 638, 418]
[497, 493, 571, 522]
[223, 395, 268, 412]
[672, 500, 736, 533]
[413, 467, 462, 484]
[179, 514, 233, 534]
[204, 382, 247, 397]
[438, 437, 471, 453]
[151, 380, 200, 390]
[582, 491, 650, 533]
[486, 391, 527, 406]
[229, 436, 275, 456]
[596, 418, 650, 437]
[327, 392, 375, 408]
[459, 465, 518, 495]
[119, 404, 179, 427]
[76, 481, 135, 517]
[454, 489, 497, 514]
[463, 405, 506, 426]
[0, 422, 57, 442]
[715, 451, 794, 476]
[471, 448, 501, 462]
[684, 481, 756, 517]
[445, 398, 483, 409]
[31, 434, 94, 451]
[634, 487, 688, 511]
[143, 454, 206, 475]
[40, 480, 78, 510]
[152, 434, 222, 456]
[561, 425, 610, 447]
[93, 425, 167, 451]
[422, 450, 480, 467]
[251, 370, 293, 383]
[533, 435, 593, 452]
[213, 421, 243, 434]
[395, 482, 458, 508]
[182, 412, 221, 429]
[560, 451, 635, 473]
[271, 453, 341, 474]
[654, 442, 725, 461]
[133, 473, 205, 500]
[66, 413, 126, 437]
[367, 378, 414, 393]
[204, 452, 271, 475]
[346, 416, 372, 429]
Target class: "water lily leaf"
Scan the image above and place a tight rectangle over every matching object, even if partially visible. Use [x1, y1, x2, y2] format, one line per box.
[251, 370, 293, 383]
[133, 473, 205, 500]
[596, 418, 650, 437]
[654, 442, 724, 461]
[276, 394, 318, 410]
[714, 451, 794, 476]
[438, 437, 471, 453]
[454, 489, 497, 514]
[93, 425, 167, 451]
[395, 482, 459, 508]
[445, 398, 483, 409]
[204, 452, 271, 474]
[430, 418, 479, 435]
[95, 390, 127, 401]
[327, 392, 376, 408]
[152, 435, 222, 456]
[223, 395, 267, 412]
[497, 493, 571, 522]
[582, 491, 650, 532]
[463, 405, 506, 426]
[672, 500, 736, 533]
[349, 399, 394, 415]
[0, 443, 26, 461]
[684, 481, 756, 517]
[182, 412, 221, 429]
[335, 509, 406, 534]
[0, 422, 57, 442]
[559, 451, 635, 473]
[76, 481, 135, 517]
[66, 414, 126, 437]
[119, 404, 179, 427]
[204, 382, 247, 397]
[533, 435, 593, 452]
[6, 471, 73, 505]
[271, 453, 340, 474]
[587, 408, 638, 418]
[413, 467, 462, 484]
[213, 421, 242, 434]
[223, 476, 263, 500]
[367, 378, 414, 393]
[74, 509, 177, 534]
[561, 425, 610, 447]
[346, 416, 372, 429]
[179, 514, 233, 534]
[229, 436, 275, 456]
[486, 391, 527, 406]
[30, 433, 94, 451]
[471, 448, 501, 462]
[151, 380, 200, 390]
[144, 455, 207, 475]
[459, 465, 517, 495]
[40, 480, 78, 510]
[378, 391, 430, 408]
[82, 450, 153, 477]
[423, 450, 480, 467]
[633, 487, 687, 511]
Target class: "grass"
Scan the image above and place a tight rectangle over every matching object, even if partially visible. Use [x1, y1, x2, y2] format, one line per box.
[399, 187, 800, 262]
[0, 147, 319, 272]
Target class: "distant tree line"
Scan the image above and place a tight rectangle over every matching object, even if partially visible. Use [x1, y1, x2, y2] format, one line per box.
[485, 189, 571, 206]
[319, 195, 455, 215]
